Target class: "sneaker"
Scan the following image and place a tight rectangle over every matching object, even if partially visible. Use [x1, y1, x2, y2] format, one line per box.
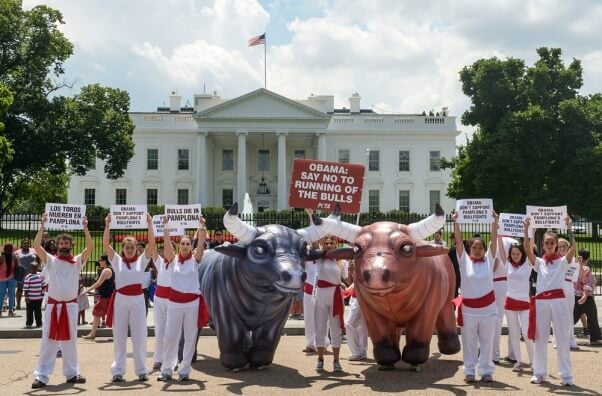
[66, 375, 86, 384]
[561, 378, 573, 386]
[530, 375, 545, 384]
[481, 374, 493, 382]
[463, 375, 476, 383]
[333, 361, 343, 372]
[503, 356, 517, 363]
[178, 374, 189, 381]
[111, 374, 125, 383]
[157, 373, 172, 382]
[138, 374, 148, 381]
[349, 355, 366, 361]
[31, 379, 46, 389]
[302, 347, 316, 353]
[316, 360, 324, 372]
[512, 363, 525, 372]
[153, 362, 162, 370]
[492, 360, 500, 365]
[570, 345, 580, 350]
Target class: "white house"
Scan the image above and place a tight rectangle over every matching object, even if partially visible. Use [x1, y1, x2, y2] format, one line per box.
[68, 88, 459, 214]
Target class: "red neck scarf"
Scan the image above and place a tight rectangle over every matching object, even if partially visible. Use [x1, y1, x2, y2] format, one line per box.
[55, 254, 76, 264]
[469, 255, 485, 263]
[178, 252, 193, 264]
[121, 254, 138, 270]
[543, 253, 561, 265]
[510, 260, 522, 269]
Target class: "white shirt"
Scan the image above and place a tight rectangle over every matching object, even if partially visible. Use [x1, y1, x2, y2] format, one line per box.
[532, 255, 570, 294]
[305, 259, 318, 287]
[45, 254, 83, 301]
[458, 250, 497, 317]
[315, 258, 347, 308]
[169, 255, 201, 295]
[110, 254, 149, 290]
[506, 261, 531, 302]
[155, 256, 172, 289]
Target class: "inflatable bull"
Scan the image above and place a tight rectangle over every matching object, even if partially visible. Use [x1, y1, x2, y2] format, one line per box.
[199, 203, 323, 370]
[321, 204, 460, 369]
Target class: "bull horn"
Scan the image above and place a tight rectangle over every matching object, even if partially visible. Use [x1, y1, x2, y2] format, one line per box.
[304, 216, 361, 243]
[223, 202, 257, 245]
[407, 203, 446, 241]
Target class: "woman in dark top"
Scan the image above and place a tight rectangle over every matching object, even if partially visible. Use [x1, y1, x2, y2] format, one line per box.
[81, 254, 115, 340]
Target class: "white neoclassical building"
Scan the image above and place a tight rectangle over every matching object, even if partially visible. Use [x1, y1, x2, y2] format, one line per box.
[68, 88, 459, 214]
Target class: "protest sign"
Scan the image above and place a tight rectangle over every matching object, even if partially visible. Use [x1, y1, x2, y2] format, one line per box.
[455, 199, 494, 224]
[110, 205, 148, 229]
[288, 159, 364, 213]
[44, 203, 86, 230]
[526, 205, 567, 230]
[499, 213, 526, 237]
[152, 215, 184, 237]
[164, 204, 202, 229]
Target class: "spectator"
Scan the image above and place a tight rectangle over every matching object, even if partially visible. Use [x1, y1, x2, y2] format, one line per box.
[574, 249, 601, 346]
[432, 229, 447, 247]
[23, 258, 44, 328]
[82, 255, 114, 340]
[209, 231, 225, 249]
[77, 275, 90, 325]
[0, 243, 17, 317]
[15, 238, 37, 310]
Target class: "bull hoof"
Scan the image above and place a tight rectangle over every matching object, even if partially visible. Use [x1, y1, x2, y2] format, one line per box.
[401, 341, 429, 365]
[248, 348, 274, 369]
[437, 331, 461, 355]
[373, 342, 401, 366]
[220, 352, 248, 370]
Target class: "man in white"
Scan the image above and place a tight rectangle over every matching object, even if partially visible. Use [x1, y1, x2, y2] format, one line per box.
[32, 213, 93, 388]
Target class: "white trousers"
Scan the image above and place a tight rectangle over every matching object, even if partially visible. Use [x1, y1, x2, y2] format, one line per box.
[345, 296, 368, 358]
[314, 303, 342, 348]
[34, 303, 80, 384]
[111, 294, 148, 377]
[533, 299, 572, 381]
[505, 309, 534, 364]
[565, 289, 577, 348]
[152, 296, 169, 365]
[461, 314, 496, 377]
[161, 300, 198, 377]
[304, 293, 329, 349]
[492, 281, 511, 361]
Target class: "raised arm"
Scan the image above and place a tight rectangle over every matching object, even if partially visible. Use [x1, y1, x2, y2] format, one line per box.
[523, 218, 536, 265]
[497, 235, 507, 263]
[144, 213, 156, 259]
[33, 213, 48, 264]
[565, 216, 576, 263]
[452, 211, 464, 257]
[162, 216, 175, 263]
[80, 217, 93, 263]
[193, 215, 207, 263]
[103, 214, 117, 261]
[489, 211, 499, 258]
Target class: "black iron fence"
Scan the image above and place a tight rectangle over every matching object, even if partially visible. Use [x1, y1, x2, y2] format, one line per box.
[1, 212, 600, 294]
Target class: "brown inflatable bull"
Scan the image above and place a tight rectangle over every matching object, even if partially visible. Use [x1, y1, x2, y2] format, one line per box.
[319, 205, 460, 369]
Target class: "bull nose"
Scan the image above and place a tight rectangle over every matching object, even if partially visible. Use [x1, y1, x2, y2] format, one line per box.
[301, 272, 307, 282]
[363, 270, 371, 283]
[382, 269, 391, 283]
[281, 270, 292, 282]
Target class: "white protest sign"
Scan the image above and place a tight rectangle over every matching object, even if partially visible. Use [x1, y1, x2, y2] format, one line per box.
[499, 213, 526, 238]
[44, 203, 86, 230]
[164, 204, 202, 229]
[455, 199, 494, 224]
[110, 205, 148, 229]
[526, 205, 568, 230]
[152, 215, 184, 237]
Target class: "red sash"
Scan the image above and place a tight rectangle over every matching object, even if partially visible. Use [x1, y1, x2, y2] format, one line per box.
[527, 288, 565, 340]
[155, 285, 171, 299]
[453, 290, 495, 327]
[47, 297, 77, 341]
[168, 289, 209, 328]
[316, 280, 345, 330]
[504, 296, 530, 311]
[494, 277, 507, 282]
[303, 282, 313, 295]
[343, 286, 356, 299]
[105, 284, 143, 328]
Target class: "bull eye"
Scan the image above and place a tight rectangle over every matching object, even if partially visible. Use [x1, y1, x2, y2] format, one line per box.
[253, 246, 266, 255]
[401, 244, 413, 255]
[353, 244, 361, 254]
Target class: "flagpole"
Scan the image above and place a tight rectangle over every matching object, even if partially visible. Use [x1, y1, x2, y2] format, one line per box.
[264, 35, 267, 89]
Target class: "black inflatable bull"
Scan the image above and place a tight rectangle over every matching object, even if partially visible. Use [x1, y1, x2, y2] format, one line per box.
[199, 203, 324, 370]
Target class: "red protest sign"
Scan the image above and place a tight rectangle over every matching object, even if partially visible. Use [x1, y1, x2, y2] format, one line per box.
[288, 159, 365, 213]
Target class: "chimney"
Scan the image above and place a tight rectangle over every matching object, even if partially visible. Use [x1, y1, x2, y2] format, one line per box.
[349, 93, 361, 113]
[169, 92, 181, 112]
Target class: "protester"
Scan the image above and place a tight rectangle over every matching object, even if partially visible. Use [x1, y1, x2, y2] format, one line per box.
[303, 241, 321, 353]
[32, 213, 93, 388]
[556, 238, 580, 350]
[151, 243, 175, 370]
[23, 258, 44, 328]
[81, 255, 114, 340]
[0, 243, 17, 317]
[573, 248, 601, 346]
[344, 278, 368, 361]
[15, 238, 37, 310]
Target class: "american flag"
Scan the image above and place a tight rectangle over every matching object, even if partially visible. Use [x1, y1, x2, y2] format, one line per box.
[248, 33, 266, 47]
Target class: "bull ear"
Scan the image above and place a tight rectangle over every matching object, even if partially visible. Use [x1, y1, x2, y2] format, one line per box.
[325, 247, 355, 260]
[415, 242, 449, 257]
[214, 244, 246, 259]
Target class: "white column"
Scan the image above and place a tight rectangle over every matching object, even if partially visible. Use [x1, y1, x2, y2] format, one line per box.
[317, 132, 327, 160]
[236, 131, 247, 206]
[277, 131, 287, 210]
[196, 129, 208, 205]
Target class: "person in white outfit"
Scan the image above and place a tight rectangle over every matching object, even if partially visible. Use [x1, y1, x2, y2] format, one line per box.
[497, 236, 534, 372]
[103, 213, 155, 382]
[303, 246, 320, 353]
[31, 213, 93, 389]
[453, 211, 499, 383]
[524, 217, 575, 386]
[344, 280, 368, 361]
[151, 243, 175, 369]
[555, 238, 580, 350]
[158, 216, 207, 382]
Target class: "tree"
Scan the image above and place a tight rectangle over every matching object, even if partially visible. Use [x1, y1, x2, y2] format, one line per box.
[0, 0, 134, 217]
[446, 48, 602, 218]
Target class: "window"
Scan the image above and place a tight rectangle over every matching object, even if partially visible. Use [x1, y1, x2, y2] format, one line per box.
[368, 150, 380, 171]
[398, 190, 410, 212]
[147, 149, 158, 170]
[84, 189, 95, 205]
[293, 149, 306, 159]
[177, 189, 189, 205]
[368, 190, 380, 212]
[429, 150, 441, 171]
[222, 149, 234, 171]
[178, 149, 190, 170]
[258, 149, 270, 171]
[115, 189, 127, 205]
[147, 189, 158, 205]
[398, 150, 410, 171]
[338, 149, 350, 164]
[222, 189, 233, 209]
[429, 190, 441, 213]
